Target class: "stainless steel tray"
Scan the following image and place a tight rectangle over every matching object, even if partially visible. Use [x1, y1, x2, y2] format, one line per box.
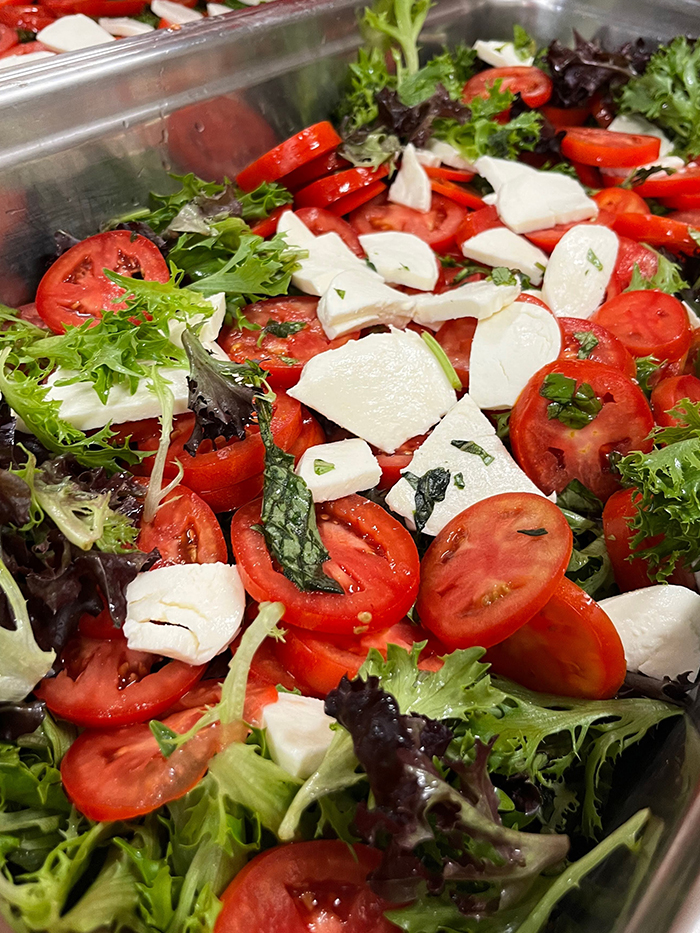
[0, 1, 700, 930]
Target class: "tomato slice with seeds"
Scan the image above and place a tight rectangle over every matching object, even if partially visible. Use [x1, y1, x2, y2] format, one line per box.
[137, 485, 228, 567]
[462, 66, 552, 108]
[510, 360, 654, 501]
[349, 192, 467, 252]
[236, 122, 342, 192]
[592, 290, 692, 362]
[61, 706, 220, 822]
[651, 374, 700, 427]
[487, 577, 625, 700]
[558, 317, 637, 380]
[231, 494, 420, 635]
[35, 231, 170, 333]
[214, 842, 397, 933]
[561, 127, 660, 168]
[35, 632, 204, 727]
[417, 492, 572, 651]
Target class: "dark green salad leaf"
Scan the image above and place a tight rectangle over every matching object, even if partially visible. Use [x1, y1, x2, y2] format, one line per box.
[404, 467, 451, 533]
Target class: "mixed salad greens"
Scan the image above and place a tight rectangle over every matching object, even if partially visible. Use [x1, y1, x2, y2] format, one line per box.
[1, 0, 700, 931]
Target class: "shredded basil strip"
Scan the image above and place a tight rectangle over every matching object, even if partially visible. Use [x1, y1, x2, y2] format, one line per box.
[587, 249, 603, 271]
[314, 459, 335, 475]
[257, 319, 306, 347]
[404, 467, 451, 533]
[517, 527, 548, 536]
[451, 439, 495, 465]
[574, 331, 599, 360]
[453, 472, 465, 489]
[540, 373, 602, 429]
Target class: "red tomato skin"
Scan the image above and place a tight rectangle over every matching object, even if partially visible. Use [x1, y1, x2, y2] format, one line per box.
[592, 290, 692, 362]
[561, 128, 660, 168]
[231, 495, 420, 635]
[249, 206, 288, 239]
[429, 178, 484, 210]
[293, 207, 364, 256]
[349, 192, 467, 252]
[0, 23, 17, 52]
[294, 166, 389, 210]
[417, 493, 573, 651]
[374, 434, 427, 489]
[540, 104, 590, 128]
[593, 187, 650, 215]
[425, 165, 475, 183]
[558, 317, 637, 380]
[329, 180, 388, 218]
[524, 210, 615, 253]
[434, 317, 478, 388]
[612, 212, 699, 255]
[486, 577, 625, 700]
[236, 122, 341, 192]
[463, 66, 552, 108]
[35, 231, 169, 333]
[631, 164, 700, 199]
[651, 374, 700, 426]
[280, 150, 350, 192]
[607, 237, 658, 296]
[455, 204, 502, 245]
[215, 842, 397, 933]
[0, 5, 54, 30]
[510, 360, 654, 501]
[137, 485, 228, 567]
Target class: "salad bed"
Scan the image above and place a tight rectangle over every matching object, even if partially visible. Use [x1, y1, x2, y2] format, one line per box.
[1, 1, 700, 930]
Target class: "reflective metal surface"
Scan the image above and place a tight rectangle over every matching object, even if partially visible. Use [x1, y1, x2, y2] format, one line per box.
[0, 1, 699, 930]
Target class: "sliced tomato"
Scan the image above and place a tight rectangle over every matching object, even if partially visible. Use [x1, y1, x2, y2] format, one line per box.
[0, 40, 50, 57]
[286, 408, 326, 461]
[612, 212, 700, 254]
[417, 492, 572, 651]
[524, 210, 616, 253]
[631, 164, 700, 199]
[35, 632, 205, 728]
[219, 296, 355, 390]
[463, 66, 552, 108]
[349, 192, 467, 252]
[661, 193, 700, 210]
[329, 180, 388, 218]
[231, 494, 420, 635]
[510, 360, 654, 501]
[293, 207, 364, 256]
[249, 639, 302, 694]
[35, 231, 169, 333]
[250, 206, 289, 239]
[455, 204, 502, 245]
[429, 178, 484, 210]
[295, 166, 389, 210]
[607, 237, 658, 296]
[374, 433, 427, 489]
[561, 128, 660, 168]
[593, 187, 650, 216]
[276, 620, 440, 697]
[558, 318, 637, 380]
[0, 23, 17, 52]
[486, 577, 625, 699]
[61, 707, 220, 822]
[571, 161, 604, 189]
[215, 842, 396, 933]
[592, 290, 692, 362]
[0, 5, 54, 30]
[44, 0, 146, 12]
[667, 208, 700, 227]
[236, 122, 341, 192]
[425, 165, 475, 183]
[279, 150, 349, 192]
[137, 485, 228, 566]
[433, 316, 478, 387]
[650, 374, 700, 426]
[540, 104, 590, 128]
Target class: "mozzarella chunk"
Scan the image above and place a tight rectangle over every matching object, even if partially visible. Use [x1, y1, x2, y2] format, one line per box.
[684, 301, 700, 330]
[278, 211, 377, 297]
[37, 14, 115, 51]
[424, 139, 477, 171]
[389, 143, 432, 214]
[359, 232, 439, 291]
[599, 586, 700, 680]
[473, 38, 534, 68]
[607, 114, 674, 157]
[151, 0, 202, 21]
[297, 438, 381, 502]
[0, 51, 56, 68]
[601, 155, 685, 182]
[262, 693, 335, 780]
[496, 171, 598, 235]
[288, 329, 457, 453]
[123, 563, 245, 665]
[474, 156, 538, 193]
[207, 2, 230, 13]
[469, 300, 562, 409]
[168, 292, 226, 347]
[542, 225, 619, 319]
[412, 279, 520, 326]
[317, 270, 414, 338]
[414, 148, 442, 167]
[461, 227, 548, 286]
[98, 16, 155, 35]
[385, 393, 545, 535]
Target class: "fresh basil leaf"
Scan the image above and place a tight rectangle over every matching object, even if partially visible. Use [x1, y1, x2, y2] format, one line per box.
[404, 467, 451, 533]
[573, 330, 600, 359]
[453, 471, 465, 489]
[635, 354, 661, 398]
[314, 459, 335, 475]
[257, 319, 306, 348]
[490, 266, 519, 286]
[517, 527, 548, 536]
[587, 248, 603, 271]
[540, 373, 602, 429]
[451, 439, 495, 465]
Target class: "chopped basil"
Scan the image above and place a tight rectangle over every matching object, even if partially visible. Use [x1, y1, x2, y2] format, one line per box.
[279, 356, 299, 366]
[314, 459, 335, 475]
[453, 472, 465, 489]
[490, 266, 518, 287]
[451, 439, 495, 465]
[420, 331, 462, 390]
[335, 288, 347, 299]
[587, 249, 603, 271]
[635, 355, 661, 397]
[540, 373, 603, 429]
[257, 319, 306, 347]
[404, 467, 451, 533]
[494, 410, 511, 440]
[622, 164, 677, 189]
[573, 331, 599, 360]
[517, 527, 548, 536]
[513, 24, 536, 61]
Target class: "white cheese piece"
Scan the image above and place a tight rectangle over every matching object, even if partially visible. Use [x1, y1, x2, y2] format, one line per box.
[473, 38, 534, 68]
[684, 301, 700, 330]
[123, 563, 246, 665]
[412, 279, 520, 326]
[207, 2, 230, 13]
[474, 156, 538, 193]
[469, 300, 562, 409]
[98, 16, 155, 35]
[461, 228, 549, 286]
[414, 148, 442, 167]
[278, 211, 377, 297]
[0, 51, 56, 69]
[296, 438, 381, 502]
[358, 231, 439, 291]
[599, 586, 700, 680]
[497, 170, 598, 235]
[288, 328, 457, 453]
[37, 14, 115, 51]
[385, 393, 545, 535]
[151, 0, 202, 21]
[542, 225, 619, 319]
[607, 114, 674, 158]
[262, 693, 335, 780]
[425, 139, 477, 171]
[482, 193, 498, 206]
[168, 292, 226, 347]
[317, 270, 414, 339]
[600, 155, 685, 182]
[389, 143, 432, 214]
